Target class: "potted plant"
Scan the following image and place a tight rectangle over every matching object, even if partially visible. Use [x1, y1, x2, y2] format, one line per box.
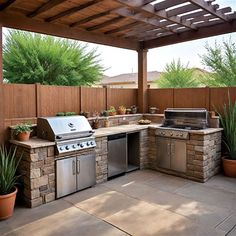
[0, 146, 21, 220]
[117, 105, 126, 115]
[56, 112, 65, 116]
[80, 111, 89, 118]
[65, 111, 77, 116]
[92, 117, 99, 129]
[108, 106, 116, 116]
[14, 122, 32, 141]
[101, 110, 109, 117]
[149, 107, 158, 114]
[218, 96, 236, 177]
[130, 105, 138, 114]
[126, 108, 131, 114]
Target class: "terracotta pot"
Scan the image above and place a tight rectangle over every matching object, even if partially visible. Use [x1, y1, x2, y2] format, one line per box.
[118, 109, 126, 115]
[0, 187, 17, 220]
[16, 131, 31, 141]
[222, 156, 236, 177]
[109, 111, 116, 116]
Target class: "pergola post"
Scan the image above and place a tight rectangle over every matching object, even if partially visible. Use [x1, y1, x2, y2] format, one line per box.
[0, 25, 2, 83]
[0, 25, 3, 143]
[137, 49, 148, 113]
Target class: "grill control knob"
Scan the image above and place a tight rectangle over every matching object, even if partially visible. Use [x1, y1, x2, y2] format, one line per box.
[59, 147, 63, 151]
[72, 145, 76, 149]
[80, 144, 84, 148]
[86, 142, 90, 146]
[65, 146, 69, 150]
[90, 141, 94, 146]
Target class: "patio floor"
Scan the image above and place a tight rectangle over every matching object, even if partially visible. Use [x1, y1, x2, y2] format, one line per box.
[1, 170, 236, 236]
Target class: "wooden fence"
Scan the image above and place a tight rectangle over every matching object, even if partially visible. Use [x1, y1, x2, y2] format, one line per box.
[1, 83, 236, 143]
[0, 83, 138, 142]
[148, 87, 236, 113]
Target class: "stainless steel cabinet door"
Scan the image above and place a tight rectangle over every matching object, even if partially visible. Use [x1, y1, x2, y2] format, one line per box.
[77, 154, 96, 191]
[108, 137, 127, 177]
[56, 157, 77, 198]
[171, 140, 186, 173]
[156, 137, 171, 169]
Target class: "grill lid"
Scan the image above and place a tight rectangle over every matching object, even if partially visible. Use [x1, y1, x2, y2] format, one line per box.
[163, 108, 209, 129]
[37, 116, 94, 141]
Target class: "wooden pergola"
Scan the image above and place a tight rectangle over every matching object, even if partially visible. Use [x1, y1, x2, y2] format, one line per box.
[0, 0, 236, 112]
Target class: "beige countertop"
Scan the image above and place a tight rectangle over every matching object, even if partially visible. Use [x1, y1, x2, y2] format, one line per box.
[10, 123, 222, 149]
[10, 138, 55, 149]
[94, 123, 154, 138]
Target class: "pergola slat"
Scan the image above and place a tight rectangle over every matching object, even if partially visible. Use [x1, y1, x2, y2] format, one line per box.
[27, 0, 67, 18]
[46, 0, 104, 22]
[104, 21, 140, 35]
[142, 18, 236, 49]
[86, 16, 124, 31]
[154, 0, 187, 11]
[113, 0, 197, 30]
[70, 9, 115, 27]
[0, 0, 16, 11]
[189, 0, 228, 21]
[115, 8, 176, 34]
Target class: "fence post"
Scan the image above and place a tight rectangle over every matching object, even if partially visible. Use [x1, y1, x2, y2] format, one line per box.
[35, 83, 41, 117]
[103, 85, 108, 110]
[205, 87, 210, 111]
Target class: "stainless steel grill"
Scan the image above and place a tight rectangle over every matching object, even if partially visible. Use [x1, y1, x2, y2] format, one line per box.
[37, 116, 96, 154]
[156, 108, 209, 140]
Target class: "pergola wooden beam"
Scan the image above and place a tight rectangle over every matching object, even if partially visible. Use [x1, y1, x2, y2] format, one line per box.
[104, 21, 140, 35]
[0, 12, 139, 50]
[113, 0, 197, 30]
[70, 9, 114, 27]
[86, 16, 124, 31]
[27, 0, 67, 18]
[115, 8, 176, 34]
[189, 0, 228, 21]
[142, 18, 236, 49]
[154, 0, 187, 11]
[0, 0, 16, 11]
[46, 0, 104, 22]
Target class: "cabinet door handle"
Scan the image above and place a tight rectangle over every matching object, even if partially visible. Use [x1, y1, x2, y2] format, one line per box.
[72, 160, 76, 175]
[77, 160, 80, 174]
[171, 143, 175, 156]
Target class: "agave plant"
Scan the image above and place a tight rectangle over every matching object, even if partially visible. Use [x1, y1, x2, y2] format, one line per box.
[218, 94, 236, 160]
[0, 146, 21, 195]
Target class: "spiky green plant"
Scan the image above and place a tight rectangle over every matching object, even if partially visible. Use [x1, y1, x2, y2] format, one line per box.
[0, 146, 21, 195]
[156, 59, 200, 88]
[218, 93, 236, 160]
[3, 30, 104, 86]
[200, 39, 236, 87]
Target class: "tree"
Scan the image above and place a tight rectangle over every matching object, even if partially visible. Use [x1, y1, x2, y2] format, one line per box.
[156, 59, 200, 88]
[3, 30, 104, 86]
[200, 39, 236, 87]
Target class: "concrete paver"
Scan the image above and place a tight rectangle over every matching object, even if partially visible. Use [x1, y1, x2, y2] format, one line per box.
[1, 170, 236, 236]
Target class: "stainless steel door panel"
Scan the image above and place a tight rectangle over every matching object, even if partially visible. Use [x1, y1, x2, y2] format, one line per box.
[77, 154, 96, 191]
[56, 157, 76, 198]
[108, 137, 127, 177]
[171, 140, 186, 172]
[156, 137, 171, 169]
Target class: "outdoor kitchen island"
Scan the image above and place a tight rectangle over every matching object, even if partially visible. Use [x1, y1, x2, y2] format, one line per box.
[11, 122, 222, 208]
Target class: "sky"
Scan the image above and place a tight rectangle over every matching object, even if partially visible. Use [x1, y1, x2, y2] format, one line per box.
[3, 0, 236, 76]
